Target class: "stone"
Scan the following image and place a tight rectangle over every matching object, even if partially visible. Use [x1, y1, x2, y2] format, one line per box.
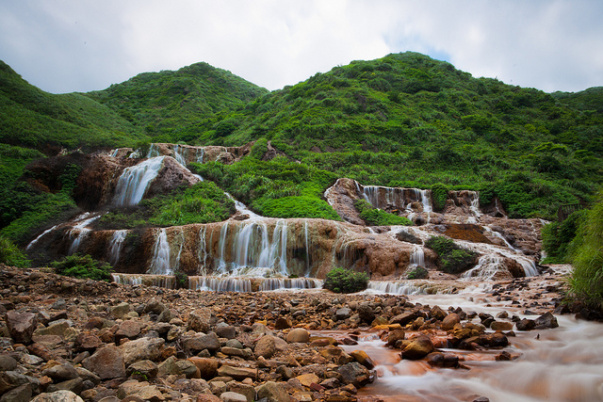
[126, 360, 158, 379]
[188, 357, 218, 380]
[350, 350, 375, 369]
[183, 333, 220, 354]
[144, 299, 166, 315]
[30, 390, 84, 402]
[516, 319, 536, 331]
[337, 362, 373, 387]
[426, 352, 459, 368]
[296, 373, 320, 388]
[286, 328, 309, 343]
[158, 356, 198, 378]
[136, 385, 165, 401]
[42, 364, 79, 382]
[390, 309, 421, 326]
[401, 336, 434, 360]
[34, 321, 72, 338]
[254, 335, 276, 358]
[335, 307, 351, 321]
[187, 309, 213, 333]
[357, 304, 375, 323]
[195, 395, 221, 402]
[6, 311, 37, 344]
[274, 317, 292, 330]
[83, 344, 126, 380]
[216, 365, 257, 381]
[110, 303, 131, 319]
[534, 312, 559, 329]
[75, 333, 102, 352]
[214, 325, 236, 339]
[46, 377, 84, 395]
[226, 383, 255, 402]
[386, 329, 406, 348]
[441, 313, 460, 331]
[0, 371, 40, 394]
[220, 392, 247, 402]
[0, 383, 32, 402]
[115, 321, 145, 340]
[0, 355, 17, 372]
[256, 381, 290, 402]
[120, 337, 165, 366]
[490, 321, 513, 332]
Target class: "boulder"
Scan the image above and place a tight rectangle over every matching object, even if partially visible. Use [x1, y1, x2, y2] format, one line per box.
[335, 308, 351, 321]
[337, 362, 373, 387]
[188, 357, 218, 380]
[441, 313, 460, 331]
[350, 350, 375, 369]
[357, 304, 375, 323]
[31, 390, 84, 402]
[120, 337, 165, 366]
[516, 319, 536, 331]
[390, 309, 421, 326]
[216, 365, 257, 381]
[182, 333, 220, 354]
[254, 335, 276, 359]
[83, 344, 126, 380]
[187, 309, 214, 333]
[6, 311, 37, 344]
[534, 312, 559, 329]
[255, 381, 290, 402]
[401, 336, 434, 360]
[386, 329, 406, 348]
[286, 328, 310, 343]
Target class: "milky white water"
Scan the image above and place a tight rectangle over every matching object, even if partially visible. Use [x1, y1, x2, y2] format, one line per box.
[343, 285, 603, 402]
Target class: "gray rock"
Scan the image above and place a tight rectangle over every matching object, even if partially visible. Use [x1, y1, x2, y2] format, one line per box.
[110, 303, 131, 319]
[120, 337, 165, 366]
[338, 362, 373, 387]
[215, 324, 236, 339]
[0, 371, 40, 394]
[0, 355, 17, 372]
[42, 364, 79, 382]
[534, 312, 559, 329]
[0, 383, 32, 402]
[30, 390, 84, 402]
[335, 307, 352, 321]
[255, 381, 290, 402]
[358, 304, 375, 323]
[182, 332, 220, 354]
[220, 391, 247, 402]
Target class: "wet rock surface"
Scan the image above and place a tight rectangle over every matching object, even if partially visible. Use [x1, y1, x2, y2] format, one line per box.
[0, 264, 574, 401]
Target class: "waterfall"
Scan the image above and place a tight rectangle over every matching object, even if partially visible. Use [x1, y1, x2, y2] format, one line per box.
[108, 230, 128, 265]
[409, 244, 425, 267]
[304, 220, 310, 275]
[195, 148, 205, 163]
[420, 190, 432, 213]
[191, 277, 252, 292]
[217, 222, 230, 273]
[148, 229, 172, 275]
[146, 143, 161, 158]
[259, 278, 322, 291]
[67, 213, 101, 255]
[173, 145, 187, 166]
[366, 281, 427, 295]
[113, 156, 165, 207]
[467, 191, 482, 223]
[26, 224, 60, 251]
[198, 227, 208, 275]
[461, 255, 506, 281]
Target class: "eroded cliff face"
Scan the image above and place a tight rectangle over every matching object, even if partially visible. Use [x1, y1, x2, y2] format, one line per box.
[23, 146, 543, 284]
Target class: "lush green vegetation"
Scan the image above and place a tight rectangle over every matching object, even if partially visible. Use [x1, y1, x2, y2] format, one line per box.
[355, 199, 412, 226]
[568, 192, 603, 306]
[425, 236, 478, 274]
[323, 267, 370, 293]
[87, 62, 267, 144]
[98, 181, 235, 229]
[51, 253, 113, 281]
[0, 61, 143, 150]
[407, 266, 428, 279]
[0, 235, 30, 267]
[190, 155, 342, 221]
[541, 209, 588, 263]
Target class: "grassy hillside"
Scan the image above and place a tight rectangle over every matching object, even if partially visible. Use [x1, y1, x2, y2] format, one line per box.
[202, 53, 602, 219]
[86, 62, 268, 143]
[0, 61, 143, 151]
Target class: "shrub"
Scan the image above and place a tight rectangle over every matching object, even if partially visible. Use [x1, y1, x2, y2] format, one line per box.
[50, 254, 113, 281]
[569, 191, 603, 306]
[174, 271, 189, 289]
[323, 267, 369, 293]
[431, 183, 449, 212]
[407, 266, 428, 279]
[354, 199, 412, 226]
[541, 209, 587, 263]
[425, 236, 477, 274]
[0, 235, 30, 267]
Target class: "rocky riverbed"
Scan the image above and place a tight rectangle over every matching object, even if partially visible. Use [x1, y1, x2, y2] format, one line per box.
[0, 264, 580, 402]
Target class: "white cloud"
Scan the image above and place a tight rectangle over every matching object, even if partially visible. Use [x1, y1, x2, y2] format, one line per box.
[0, 0, 601, 93]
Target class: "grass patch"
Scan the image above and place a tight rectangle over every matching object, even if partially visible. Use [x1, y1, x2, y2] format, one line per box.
[51, 254, 113, 281]
[425, 236, 478, 274]
[355, 199, 412, 226]
[323, 267, 369, 293]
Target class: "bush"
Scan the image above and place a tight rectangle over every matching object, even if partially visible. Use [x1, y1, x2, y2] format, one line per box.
[569, 191, 603, 306]
[431, 183, 449, 212]
[407, 266, 428, 279]
[323, 267, 369, 293]
[425, 236, 477, 274]
[50, 254, 113, 281]
[0, 235, 30, 267]
[174, 271, 189, 289]
[541, 209, 587, 263]
[354, 199, 412, 226]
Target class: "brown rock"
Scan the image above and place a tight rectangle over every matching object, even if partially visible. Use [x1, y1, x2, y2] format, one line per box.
[401, 336, 434, 360]
[350, 350, 375, 369]
[441, 313, 460, 331]
[83, 344, 126, 380]
[188, 357, 218, 380]
[286, 328, 309, 343]
[6, 311, 37, 344]
[254, 335, 276, 359]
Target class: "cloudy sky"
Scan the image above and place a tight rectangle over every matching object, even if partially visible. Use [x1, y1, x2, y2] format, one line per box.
[1, 0, 601, 94]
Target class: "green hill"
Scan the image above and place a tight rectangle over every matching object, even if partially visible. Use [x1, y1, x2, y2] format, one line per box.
[86, 62, 269, 143]
[0, 61, 142, 151]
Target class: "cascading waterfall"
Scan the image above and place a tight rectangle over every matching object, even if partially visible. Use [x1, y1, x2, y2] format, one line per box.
[365, 281, 427, 295]
[304, 220, 310, 274]
[198, 227, 209, 275]
[467, 191, 482, 224]
[148, 229, 172, 275]
[195, 148, 204, 163]
[108, 230, 128, 265]
[259, 278, 322, 291]
[190, 277, 252, 292]
[113, 156, 165, 207]
[409, 244, 425, 268]
[26, 224, 60, 251]
[217, 222, 230, 273]
[67, 214, 101, 255]
[173, 145, 187, 166]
